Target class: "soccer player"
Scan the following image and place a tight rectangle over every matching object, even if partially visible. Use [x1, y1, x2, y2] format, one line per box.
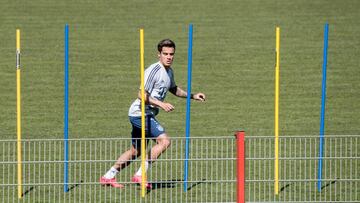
[100, 39, 206, 188]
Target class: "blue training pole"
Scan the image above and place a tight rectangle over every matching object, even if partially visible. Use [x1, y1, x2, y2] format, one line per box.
[317, 23, 329, 192]
[184, 24, 193, 192]
[64, 24, 69, 192]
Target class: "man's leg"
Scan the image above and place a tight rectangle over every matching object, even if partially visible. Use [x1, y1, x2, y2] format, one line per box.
[132, 116, 170, 188]
[132, 134, 171, 189]
[133, 133, 171, 177]
[150, 133, 171, 161]
[114, 146, 139, 170]
[100, 146, 139, 188]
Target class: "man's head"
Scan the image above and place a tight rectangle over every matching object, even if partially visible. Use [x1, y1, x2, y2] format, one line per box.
[157, 39, 175, 68]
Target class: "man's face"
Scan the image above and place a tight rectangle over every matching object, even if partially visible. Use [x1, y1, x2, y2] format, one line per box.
[158, 47, 175, 68]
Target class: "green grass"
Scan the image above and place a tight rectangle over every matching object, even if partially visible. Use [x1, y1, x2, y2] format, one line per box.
[1, 0, 360, 202]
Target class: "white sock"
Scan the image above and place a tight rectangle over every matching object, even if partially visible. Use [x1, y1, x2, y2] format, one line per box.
[135, 161, 151, 176]
[103, 167, 119, 179]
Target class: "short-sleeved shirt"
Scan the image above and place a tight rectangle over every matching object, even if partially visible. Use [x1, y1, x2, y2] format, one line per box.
[128, 61, 176, 117]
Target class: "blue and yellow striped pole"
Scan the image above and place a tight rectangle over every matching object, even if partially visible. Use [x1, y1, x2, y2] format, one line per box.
[16, 29, 23, 199]
[139, 28, 146, 197]
[274, 26, 280, 195]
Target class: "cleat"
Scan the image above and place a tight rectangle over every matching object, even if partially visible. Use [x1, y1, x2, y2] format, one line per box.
[131, 175, 152, 189]
[99, 176, 124, 188]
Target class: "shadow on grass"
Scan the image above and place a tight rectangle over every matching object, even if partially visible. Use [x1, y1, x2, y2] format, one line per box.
[22, 186, 35, 197]
[143, 178, 207, 194]
[21, 180, 84, 196]
[186, 178, 207, 191]
[67, 180, 84, 192]
[280, 183, 292, 192]
[279, 178, 338, 193]
[321, 178, 338, 190]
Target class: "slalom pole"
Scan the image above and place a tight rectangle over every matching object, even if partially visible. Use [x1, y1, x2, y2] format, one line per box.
[317, 23, 329, 192]
[274, 26, 280, 195]
[16, 29, 23, 199]
[235, 131, 245, 203]
[139, 28, 146, 197]
[64, 24, 69, 192]
[184, 23, 193, 192]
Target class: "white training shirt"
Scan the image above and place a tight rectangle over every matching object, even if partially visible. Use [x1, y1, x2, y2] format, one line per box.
[128, 61, 176, 117]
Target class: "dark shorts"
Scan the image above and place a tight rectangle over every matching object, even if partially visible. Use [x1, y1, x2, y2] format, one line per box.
[129, 116, 165, 149]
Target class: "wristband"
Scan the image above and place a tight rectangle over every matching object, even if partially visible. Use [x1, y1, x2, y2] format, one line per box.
[190, 94, 194, 99]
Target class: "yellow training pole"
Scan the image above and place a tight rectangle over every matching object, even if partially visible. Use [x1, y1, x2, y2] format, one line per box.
[139, 28, 146, 197]
[274, 27, 280, 195]
[16, 29, 23, 199]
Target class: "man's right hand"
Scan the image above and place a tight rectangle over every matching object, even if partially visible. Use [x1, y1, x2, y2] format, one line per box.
[160, 102, 175, 112]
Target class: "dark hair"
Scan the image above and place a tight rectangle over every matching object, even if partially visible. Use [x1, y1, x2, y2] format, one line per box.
[157, 39, 176, 52]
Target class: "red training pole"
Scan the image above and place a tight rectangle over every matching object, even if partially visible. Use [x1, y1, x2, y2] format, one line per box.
[235, 131, 245, 203]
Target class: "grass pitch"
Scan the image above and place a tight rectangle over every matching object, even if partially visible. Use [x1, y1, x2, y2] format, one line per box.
[1, 0, 359, 202]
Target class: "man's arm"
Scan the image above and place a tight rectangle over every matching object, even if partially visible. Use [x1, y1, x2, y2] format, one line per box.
[137, 91, 174, 112]
[169, 86, 206, 102]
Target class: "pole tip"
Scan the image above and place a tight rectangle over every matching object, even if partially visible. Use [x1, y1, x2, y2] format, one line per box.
[234, 130, 245, 138]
